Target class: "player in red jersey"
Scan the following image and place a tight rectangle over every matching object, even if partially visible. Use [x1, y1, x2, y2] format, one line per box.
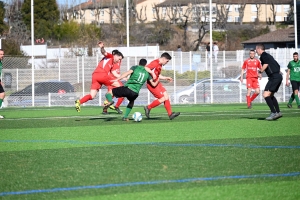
[144, 52, 180, 120]
[98, 41, 124, 114]
[240, 49, 262, 108]
[74, 50, 124, 112]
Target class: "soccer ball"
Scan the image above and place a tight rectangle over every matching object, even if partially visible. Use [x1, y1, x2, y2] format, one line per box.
[132, 112, 142, 122]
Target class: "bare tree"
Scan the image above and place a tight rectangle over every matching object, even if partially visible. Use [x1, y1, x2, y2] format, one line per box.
[255, 4, 261, 23]
[135, 5, 147, 23]
[237, 2, 246, 25]
[215, 4, 230, 29]
[270, 1, 277, 25]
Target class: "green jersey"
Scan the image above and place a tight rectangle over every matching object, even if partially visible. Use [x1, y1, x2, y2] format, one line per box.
[125, 65, 152, 93]
[287, 60, 300, 81]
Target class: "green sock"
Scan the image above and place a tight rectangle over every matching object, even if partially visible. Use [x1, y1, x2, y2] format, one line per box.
[105, 93, 113, 102]
[123, 107, 132, 118]
[0, 99, 3, 107]
[288, 94, 294, 104]
[295, 95, 300, 106]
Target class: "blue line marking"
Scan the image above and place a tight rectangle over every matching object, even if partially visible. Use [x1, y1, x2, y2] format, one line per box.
[1, 172, 300, 196]
[1, 140, 300, 149]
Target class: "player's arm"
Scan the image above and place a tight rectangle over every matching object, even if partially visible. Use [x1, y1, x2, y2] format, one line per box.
[240, 68, 244, 83]
[159, 74, 173, 82]
[111, 70, 121, 78]
[144, 67, 156, 80]
[113, 70, 133, 82]
[98, 41, 108, 56]
[259, 64, 268, 73]
[148, 77, 159, 87]
[286, 68, 290, 86]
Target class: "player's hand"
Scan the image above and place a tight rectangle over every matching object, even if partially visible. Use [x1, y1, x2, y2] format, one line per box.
[286, 81, 290, 87]
[240, 78, 243, 83]
[98, 41, 104, 48]
[166, 77, 173, 82]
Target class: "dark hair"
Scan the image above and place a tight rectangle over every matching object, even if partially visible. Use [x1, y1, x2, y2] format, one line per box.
[112, 49, 119, 55]
[250, 49, 255, 53]
[256, 43, 265, 51]
[161, 52, 172, 60]
[114, 51, 124, 59]
[139, 58, 147, 66]
[293, 52, 298, 56]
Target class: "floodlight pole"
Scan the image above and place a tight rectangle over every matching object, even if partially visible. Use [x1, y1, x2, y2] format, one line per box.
[126, 0, 130, 70]
[209, 0, 213, 103]
[294, 0, 298, 50]
[31, 0, 35, 107]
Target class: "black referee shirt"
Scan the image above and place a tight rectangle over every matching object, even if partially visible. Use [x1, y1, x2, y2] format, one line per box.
[259, 52, 280, 77]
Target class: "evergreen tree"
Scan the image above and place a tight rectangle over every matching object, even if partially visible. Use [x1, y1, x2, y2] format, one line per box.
[0, 1, 8, 35]
[21, 0, 59, 40]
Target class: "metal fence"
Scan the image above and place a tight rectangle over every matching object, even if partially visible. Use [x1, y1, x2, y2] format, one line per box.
[1, 48, 298, 108]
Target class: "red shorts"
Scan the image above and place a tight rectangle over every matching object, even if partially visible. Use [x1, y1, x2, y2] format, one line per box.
[91, 72, 114, 90]
[147, 82, 166, 99]
[246, 77, 260, 89]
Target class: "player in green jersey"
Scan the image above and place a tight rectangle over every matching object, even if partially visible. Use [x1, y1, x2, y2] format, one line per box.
[0, 49, 5, 119]
[286, 52, 300, 109]
[105, 59, 158, 121]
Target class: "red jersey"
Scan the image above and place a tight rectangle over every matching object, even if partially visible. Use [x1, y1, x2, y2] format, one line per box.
[101, 53, 121, 77]
[147, 59, 162, 82]
[242, 58, 262, 78]
[93, 58, 114, 74]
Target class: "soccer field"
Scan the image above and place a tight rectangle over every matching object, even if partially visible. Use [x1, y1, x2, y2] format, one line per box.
[0, 104, 300, 200]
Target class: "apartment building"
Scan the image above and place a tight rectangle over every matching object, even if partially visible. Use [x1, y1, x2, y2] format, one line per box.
[70, 0, 292, 25]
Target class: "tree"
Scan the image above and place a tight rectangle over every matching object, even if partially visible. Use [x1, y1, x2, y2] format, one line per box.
[21, 0, 60, 40]
[0, 1, 8, 35]
[270, 1, 277, 25]
[237, 2, 247, 25]
[255, 4, 261, 24]
[215, 4, 230, 29]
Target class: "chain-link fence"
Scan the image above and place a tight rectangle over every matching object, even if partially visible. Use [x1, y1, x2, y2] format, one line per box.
[1, 48, 297, 107]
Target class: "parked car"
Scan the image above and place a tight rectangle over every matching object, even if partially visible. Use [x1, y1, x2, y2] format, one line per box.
[173, 78, 241, 104]
[7, 80, 76, 106]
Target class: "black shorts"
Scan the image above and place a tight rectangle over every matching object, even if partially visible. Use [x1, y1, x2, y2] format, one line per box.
[264, 73, 282, 93]
[0, 80, 4, 93]
[112, 86, 138, 102]
[290, 80, 300, 91]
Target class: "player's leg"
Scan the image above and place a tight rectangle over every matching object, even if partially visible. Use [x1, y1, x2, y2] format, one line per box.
[265, 75, 282, 120]
[287, 93, 294, 108]
[144, 83, 164, 118]
[250, 78, 260, 104]
[0, 85, 5, 118]
[162, 91, 180, 120]
[114, 81, 125, 114]
[245, 78, 252, 108]
[291, 81, 300, 108]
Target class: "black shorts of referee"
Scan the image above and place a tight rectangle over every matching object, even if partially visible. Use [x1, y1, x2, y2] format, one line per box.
[264, 73, 283, 92]
[112, 86, 138, 102]
[290, 80, 300, 91]
[0, 80, 4, 93]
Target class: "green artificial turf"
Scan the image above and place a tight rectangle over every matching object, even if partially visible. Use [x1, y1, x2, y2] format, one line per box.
[0, 103, 299, 200]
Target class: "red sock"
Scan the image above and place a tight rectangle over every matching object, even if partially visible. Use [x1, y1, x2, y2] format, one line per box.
[250, 93, 258, 102]
[246, 95, 250, 106]
[148, 99, 161, 109]
[115, 97, 124, 108]
[164, 99, 172, 116]
[80, 94, 92, 104]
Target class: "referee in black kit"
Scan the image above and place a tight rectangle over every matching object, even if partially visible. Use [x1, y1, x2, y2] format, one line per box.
[255, 44, 283, 120]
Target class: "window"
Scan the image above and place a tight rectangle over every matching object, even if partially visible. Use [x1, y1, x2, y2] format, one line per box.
[283, 5, 290, 12]
[226, 5, 232, 12]
[251, 5, 257, 12]
[101, 9, 104, 16]
[235, 5, 240, 12]
[235, 16, 240, 22]
[276, 5, 282, 12]
[90, 10, 94, 17]
[276, 16, 282, 21]
[251, 16, 257, 22]
[227, 16, 233, 22]
[100, 20, 104, 24]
